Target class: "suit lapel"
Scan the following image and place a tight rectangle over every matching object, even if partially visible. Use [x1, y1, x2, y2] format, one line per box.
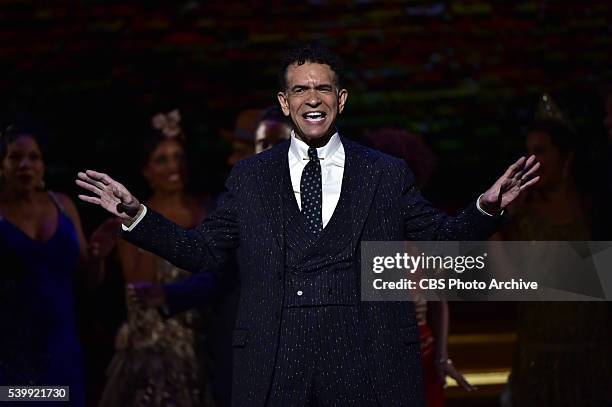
[341, 137, 383, 243]
[254, 136, 383, 254]
[294, 136, 384, 265]
[255, 141, 291, 250]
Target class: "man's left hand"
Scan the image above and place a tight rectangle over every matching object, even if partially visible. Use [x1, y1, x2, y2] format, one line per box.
[479, 155, 540, 215]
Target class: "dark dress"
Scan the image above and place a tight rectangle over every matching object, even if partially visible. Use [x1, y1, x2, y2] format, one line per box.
[507, 206, 612, 406]
[0, 192, 85, 406]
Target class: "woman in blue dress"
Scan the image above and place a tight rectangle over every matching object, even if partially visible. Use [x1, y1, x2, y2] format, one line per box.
[0, 124, 90, 406]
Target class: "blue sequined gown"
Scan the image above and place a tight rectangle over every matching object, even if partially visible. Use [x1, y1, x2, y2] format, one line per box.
[0, 193, 85, 406]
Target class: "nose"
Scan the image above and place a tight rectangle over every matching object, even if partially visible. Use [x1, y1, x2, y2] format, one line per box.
[305, 89, 321, 107]
[19, 158, 32, 169]
[168, 158, 180, 172]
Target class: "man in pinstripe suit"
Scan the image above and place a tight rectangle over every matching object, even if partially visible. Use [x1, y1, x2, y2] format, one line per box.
[77, 44, 539, 406]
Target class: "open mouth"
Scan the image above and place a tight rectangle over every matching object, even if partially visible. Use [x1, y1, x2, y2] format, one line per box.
[302, 111, 326, 123]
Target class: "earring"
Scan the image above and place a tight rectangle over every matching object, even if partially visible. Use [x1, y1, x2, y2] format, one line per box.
[38, 179, 46, 191]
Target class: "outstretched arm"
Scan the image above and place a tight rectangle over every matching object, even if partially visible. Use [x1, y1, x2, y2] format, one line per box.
[400, 155, 539, 241]
[76, 165, 242, 272]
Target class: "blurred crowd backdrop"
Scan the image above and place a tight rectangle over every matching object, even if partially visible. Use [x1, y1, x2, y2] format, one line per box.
[2, 0, 611, 226]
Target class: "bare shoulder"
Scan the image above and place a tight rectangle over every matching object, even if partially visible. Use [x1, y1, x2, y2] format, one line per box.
[53, 192, 81, 220]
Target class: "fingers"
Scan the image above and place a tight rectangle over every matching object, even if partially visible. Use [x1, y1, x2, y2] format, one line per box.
[77, 171, 107, 191]
[524, 154, 537, 169]
[447, 367, 476, 391]
[520, 175, 540, 190]
[519, 161, 540, 183]
[78, 194, 102, 205]
[75, 179, 103, 196]
[77, 170, 135, 206]
[515, 155, 539, 179]
[85, 169, 113, 184]
[503, 156, 527, 179]
[101, 173, 116, 186]
[457, 376, 477, 392]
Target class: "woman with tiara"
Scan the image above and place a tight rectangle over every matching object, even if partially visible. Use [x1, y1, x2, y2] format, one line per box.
[99, 110, 215, 407]
[500, 95, 611, 406]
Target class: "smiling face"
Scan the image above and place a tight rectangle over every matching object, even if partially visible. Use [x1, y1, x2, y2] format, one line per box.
[277, 62, 348, 145]
[142, 139, 187, 194]
[1, 134, 45, 193]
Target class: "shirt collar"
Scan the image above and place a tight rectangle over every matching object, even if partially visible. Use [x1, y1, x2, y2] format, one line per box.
[289, 130, 344, 167]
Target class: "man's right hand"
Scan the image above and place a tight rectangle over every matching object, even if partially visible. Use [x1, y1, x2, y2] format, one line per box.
[76, 170, 141, 220]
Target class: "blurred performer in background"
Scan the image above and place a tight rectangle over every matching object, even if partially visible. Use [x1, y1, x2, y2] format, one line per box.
[224, 109, 259, 167]
[364, 128, 474, 407]
[254, 105, 292, 154]
[501, 95, 612, 406]
[129, 105, 291, 406]
[0, 123, 91, 406]
[99, 110, 215, 407]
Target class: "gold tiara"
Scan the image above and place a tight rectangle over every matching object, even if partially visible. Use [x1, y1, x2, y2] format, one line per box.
[535, 93, 573, 130]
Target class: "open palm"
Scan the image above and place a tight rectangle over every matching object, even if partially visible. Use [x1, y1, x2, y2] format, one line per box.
[76, 170, 140, 219]
[480, 155, 540, 214]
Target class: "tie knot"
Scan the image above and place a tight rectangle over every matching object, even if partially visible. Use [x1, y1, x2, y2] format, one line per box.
[307, 147, 319, 161]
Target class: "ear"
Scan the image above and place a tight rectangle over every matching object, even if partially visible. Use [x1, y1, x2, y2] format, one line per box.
[277, 92, 290, 116]
[337, 89, 349, 114]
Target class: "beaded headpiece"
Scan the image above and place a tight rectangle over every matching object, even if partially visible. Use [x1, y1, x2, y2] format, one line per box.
[535, 93, 573, 131]
[151, 109, 183, 139]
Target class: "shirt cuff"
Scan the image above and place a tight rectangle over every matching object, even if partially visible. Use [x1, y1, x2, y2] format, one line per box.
[476, 194, 504, 217]
[121, 204, 147, 232]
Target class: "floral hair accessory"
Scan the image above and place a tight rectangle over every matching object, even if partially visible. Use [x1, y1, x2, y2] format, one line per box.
[151, 109, 182, 138]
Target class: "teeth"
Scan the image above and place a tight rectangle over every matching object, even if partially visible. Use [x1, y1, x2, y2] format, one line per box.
[304, 112, 324, 119]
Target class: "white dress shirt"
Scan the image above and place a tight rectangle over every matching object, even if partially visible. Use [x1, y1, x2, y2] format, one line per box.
[288, 131, 344, 228]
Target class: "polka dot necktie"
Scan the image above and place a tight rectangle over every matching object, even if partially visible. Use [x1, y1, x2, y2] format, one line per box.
[300, 147, 323, 235]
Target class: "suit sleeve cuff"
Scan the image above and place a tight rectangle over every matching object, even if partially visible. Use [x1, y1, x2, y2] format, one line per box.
[121, 205, 148, 232]
[476, 194, 504, 217]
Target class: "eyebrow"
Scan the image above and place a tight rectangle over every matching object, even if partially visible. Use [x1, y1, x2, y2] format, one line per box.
[290, 83, 334, 92]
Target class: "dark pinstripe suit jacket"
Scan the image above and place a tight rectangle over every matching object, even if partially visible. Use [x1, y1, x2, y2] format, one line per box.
[123, 137, 500, 406]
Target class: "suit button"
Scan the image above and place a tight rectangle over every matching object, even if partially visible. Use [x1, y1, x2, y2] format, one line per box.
[297, 290, 303, 296]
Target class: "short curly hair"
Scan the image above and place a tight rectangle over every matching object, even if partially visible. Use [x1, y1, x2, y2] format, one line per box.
[278, 43, 345, 91]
